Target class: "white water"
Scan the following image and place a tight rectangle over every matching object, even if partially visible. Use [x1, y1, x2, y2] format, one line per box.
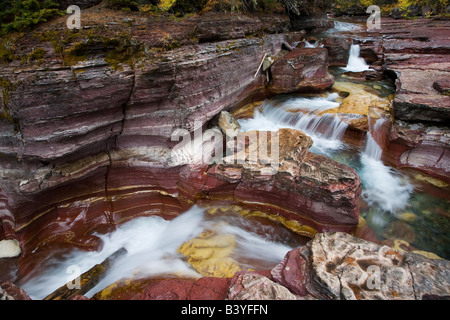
[20, 205, 293, 299]
[325, 20, 363, 34]
[359, 117, 414, 213]
[342, 44, 372, 72]
[238, 93, 414, 215]
[238, 94, 348, 156]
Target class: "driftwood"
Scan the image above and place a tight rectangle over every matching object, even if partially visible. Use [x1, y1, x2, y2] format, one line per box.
[44, 247, 127, 300]
[254, 53, 267, 78]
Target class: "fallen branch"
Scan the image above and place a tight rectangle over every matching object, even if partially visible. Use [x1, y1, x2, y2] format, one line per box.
[44, 247, 127, 300]
[254, 53, 267, 78]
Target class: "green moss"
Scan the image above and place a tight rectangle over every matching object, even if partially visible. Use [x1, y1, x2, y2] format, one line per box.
[0, 77, 15, 123]
[21, 47, 46, 64]
[0, 37, 18, 64]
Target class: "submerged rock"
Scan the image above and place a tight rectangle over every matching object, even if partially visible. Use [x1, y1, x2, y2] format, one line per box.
[177, 230, 241, 278]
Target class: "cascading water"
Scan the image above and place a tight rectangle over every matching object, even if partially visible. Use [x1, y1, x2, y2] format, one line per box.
[19, 205, 296, 299]
[342, 44, 372, 72]
[359, 113, 414, 214]
[238, 94, 349, 156]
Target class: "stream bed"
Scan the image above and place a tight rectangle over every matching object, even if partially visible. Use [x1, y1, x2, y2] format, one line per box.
[17, 19, 450, 299]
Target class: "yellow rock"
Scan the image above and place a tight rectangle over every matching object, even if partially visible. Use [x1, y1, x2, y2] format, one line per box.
[414, 173, 449, 188]
[324, 81, 391, 116]
[177, 229, 241, 278]
[239, 209, 317, 238]
[397, 212, 418, 222]
[412, 250, 442, 260]
[391, 239, 442, 260]
[391, 239, 410, 253]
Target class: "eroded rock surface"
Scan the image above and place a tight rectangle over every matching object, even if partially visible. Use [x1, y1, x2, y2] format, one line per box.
[272, 232, 450, 300]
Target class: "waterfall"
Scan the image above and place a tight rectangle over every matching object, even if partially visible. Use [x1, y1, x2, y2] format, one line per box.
[359, 113, 414, 213]
[238, 94, 349, 156]
[342, 44, 372, 72]
[363, 114, 386, 160]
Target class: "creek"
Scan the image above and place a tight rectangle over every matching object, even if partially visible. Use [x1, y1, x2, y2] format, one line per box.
[17, 19, 450, 299]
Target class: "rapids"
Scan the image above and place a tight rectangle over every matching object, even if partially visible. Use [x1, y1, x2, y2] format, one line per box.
[19, 205, 299, 299]
[17, 20, 450, 299]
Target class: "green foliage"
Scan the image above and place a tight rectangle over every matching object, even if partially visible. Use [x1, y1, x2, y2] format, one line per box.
[396, 0, 449, 15]
[334, 0, 448, 16]
[0, 0, 63, 34]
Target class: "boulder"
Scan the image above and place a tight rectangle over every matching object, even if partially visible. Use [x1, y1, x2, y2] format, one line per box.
[0, 281, 31, 300]
[183, 129, 362, 236]
[218, 111, 241, 138]
[272, 232, 450, 300]
[387, 120, 450, 183]
[227, 271, 300, 300]
[323, 37, 351, 67]
[269, 47, 334, 94]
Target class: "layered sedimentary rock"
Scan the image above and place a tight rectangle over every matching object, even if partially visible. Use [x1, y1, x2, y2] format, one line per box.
[378, 19, 450, 182]
[387, 120, 450, 183]
[323, 37, 351, 67]
[0, 8, 355, 285]
[181, 129, 362, 236]
[269, 47, 334, 94]
[93, 276, 232, 300]
[336, 18, 450, 183]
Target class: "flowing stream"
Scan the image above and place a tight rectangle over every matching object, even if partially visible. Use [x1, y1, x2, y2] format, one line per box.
[342, 44, 373, 72]
[19, 204, 302, 299]
[18, 20, 450, 299]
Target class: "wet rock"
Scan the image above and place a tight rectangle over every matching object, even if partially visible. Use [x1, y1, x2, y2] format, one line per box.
[94, 277, 232, 300]
[270, 246, 312, 296]
[0, 281, 31, 300]
[272, 232, 450, 300]
[177, 230, 241, 278]
[382, 220, 416, 243]
[325, 81, 391, 132]
[189, 129, 362, 236]
[269, 47, 334, 95]
[218, 111, 241, 138]
[227, 271, 300, 300]
[323, 37, 351, 67]
[387, 120, 450, 183]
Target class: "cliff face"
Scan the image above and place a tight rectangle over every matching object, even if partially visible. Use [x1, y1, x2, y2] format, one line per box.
[0, 7, 368, 283]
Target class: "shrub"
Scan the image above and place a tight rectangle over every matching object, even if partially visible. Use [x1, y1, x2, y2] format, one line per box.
[0, 0, 63, 34]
